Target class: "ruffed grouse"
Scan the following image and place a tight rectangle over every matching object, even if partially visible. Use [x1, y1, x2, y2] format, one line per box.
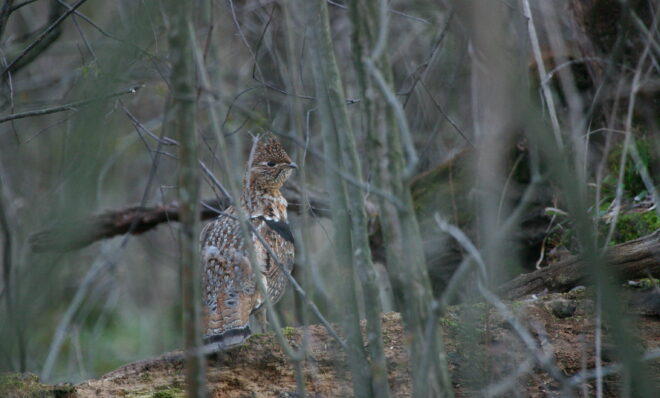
[200, 133, 297, 351]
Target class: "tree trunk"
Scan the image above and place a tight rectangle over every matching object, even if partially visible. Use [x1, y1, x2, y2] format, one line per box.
[303, 0, 381, 396]
[348, 2, 452, 397]
[166, 2, 205, 397]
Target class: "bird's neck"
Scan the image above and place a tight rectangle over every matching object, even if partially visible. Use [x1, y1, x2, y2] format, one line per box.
[241, 186, 288, 222]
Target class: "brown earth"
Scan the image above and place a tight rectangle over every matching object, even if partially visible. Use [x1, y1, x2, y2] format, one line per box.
[3, 289, 658, 397]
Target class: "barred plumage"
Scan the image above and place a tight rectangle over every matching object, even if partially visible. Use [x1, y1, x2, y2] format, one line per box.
[200, 133, 296, 350]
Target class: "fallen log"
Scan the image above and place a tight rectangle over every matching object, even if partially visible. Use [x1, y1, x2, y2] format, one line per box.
[27, 150, 472, 253]
[498, 229, 660, 300]
[28, 184, 330, 252]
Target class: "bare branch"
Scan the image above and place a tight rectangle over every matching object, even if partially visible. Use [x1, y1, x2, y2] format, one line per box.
[9, 0, 40, 13]
[0, 85, 143, 124]
[364, 57, 419, 177]
[0, 1, 15, 39]
[327, 0, 431, 25]
[28, 182, 330, 253]
[522, 0, 563, 150]
[2, 0, 88, 77]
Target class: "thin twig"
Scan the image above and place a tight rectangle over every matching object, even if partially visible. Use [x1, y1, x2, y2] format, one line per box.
[41, 243, 122, 381]
[198, 161, 232, 201]
[628, 136, 660, 218]
[67, 4, 96, 62]
[326, 0, 430, 25]
[190, 23, 348, 364]
[205, 202, 349, 351]
[568, 348, 660, 387]
[0, 1, 16, 46]
[212, 101, 405, 207]
[227, 0, 266, 87]
[602, 12, 654, 249]
[55, 0, 169, 82]
[40, 84, 171, 381]
[434, 214, 487, 280]
[402, 10, 454, 108]
[432, 217, 570, 392]
[0, 85, 143, 124]
[419, 79, 473, 147]
[478, 284, 571, 390]
[0, 49, 19, 144]
[252, 221, 348, 350]
[364, 58, 419, 177]
[370, 0, 389, 60]
[2, 0, 89, 76]
[481, 358, 534, 397]
[595, 288, 603, 398]
[121, 105, 177, 146]
[522, 0, 563, 150]
[9, 0, 40, 13]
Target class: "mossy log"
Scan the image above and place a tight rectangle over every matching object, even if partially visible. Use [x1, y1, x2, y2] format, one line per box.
[498, 229, 660, 300]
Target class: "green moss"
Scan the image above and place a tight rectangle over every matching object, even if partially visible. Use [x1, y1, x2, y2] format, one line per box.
[550, 207, 658, 255]
[0, 373, 75, 398]
[606, 211, 659, 244]
[438, 314, 458, 330]
[556, 273, 575, 286]
[126, 386, 185, 398]
[631, 278, 660, 288]
[0, 373, 37, 397]
[639, 278, 659, 288]
[282, 327, 298, 339]
[237, 342, 252, 353]
[151, 386, 185, 398]
[565, 286, 587, 299]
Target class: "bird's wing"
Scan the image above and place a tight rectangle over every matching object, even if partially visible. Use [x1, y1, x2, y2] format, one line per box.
[253, 217, 295, 306]
[201, 213, 261, 340]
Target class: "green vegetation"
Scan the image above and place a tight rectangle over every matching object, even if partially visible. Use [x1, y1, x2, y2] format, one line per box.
[608, 211, 660, 244]
[545, 137, 659, 252]
[0, 373, 74, 398]
[1, 1, 658, 396]
[603, 137, 655, 200]
[625, 278, 660, 289]
[151, 386, 185, 398]
[282, 327, 298, 339]
[438, 313, 459, 330]
[122, 385, 186, 398]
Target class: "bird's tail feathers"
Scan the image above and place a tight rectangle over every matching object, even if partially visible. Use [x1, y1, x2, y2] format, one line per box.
[201, 325, 252, 354]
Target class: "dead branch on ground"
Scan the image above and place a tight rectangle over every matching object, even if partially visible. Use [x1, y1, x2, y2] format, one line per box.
[498, 229, 660, 300]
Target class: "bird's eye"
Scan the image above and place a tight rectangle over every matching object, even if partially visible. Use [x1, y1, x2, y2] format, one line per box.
[267, 161, 276, 167]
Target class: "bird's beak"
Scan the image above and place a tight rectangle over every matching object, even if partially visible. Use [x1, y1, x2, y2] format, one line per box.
[287, 162, 298, 169]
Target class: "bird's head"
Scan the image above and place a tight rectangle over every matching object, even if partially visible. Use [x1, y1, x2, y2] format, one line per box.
[247, 133, 297, 191]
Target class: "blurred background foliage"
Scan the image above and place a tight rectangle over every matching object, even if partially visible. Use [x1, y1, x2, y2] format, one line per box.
[0, 0, 657, 395]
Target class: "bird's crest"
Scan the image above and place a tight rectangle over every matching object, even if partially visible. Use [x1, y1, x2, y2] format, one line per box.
[243, 133, 296, 197]
[250, 132, 292, 165]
